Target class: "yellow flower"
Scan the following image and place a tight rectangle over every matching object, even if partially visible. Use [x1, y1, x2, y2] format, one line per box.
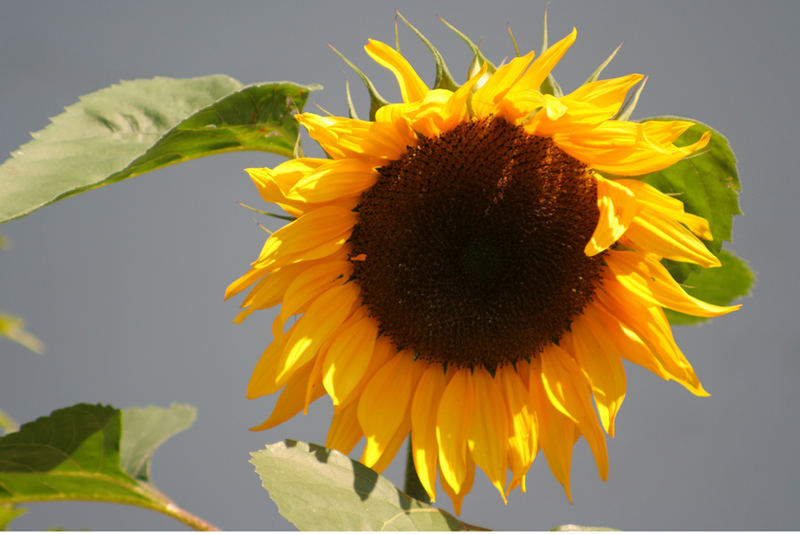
[227, 29, 739, 512]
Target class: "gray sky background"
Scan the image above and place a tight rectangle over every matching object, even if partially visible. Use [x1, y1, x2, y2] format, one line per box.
[1, 1, 798, 530]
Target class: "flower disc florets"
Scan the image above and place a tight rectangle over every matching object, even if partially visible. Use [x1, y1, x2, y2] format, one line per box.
[350, 117, 604, 368]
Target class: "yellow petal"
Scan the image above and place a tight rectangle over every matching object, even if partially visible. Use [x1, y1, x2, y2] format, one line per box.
[249, 359, 324, 431]
[246, 326, 293, 398]
[287, 159, 377, 203]
[621, 206, 721, 267]
[554, 120, 711, 176]
[585, 175, 637, 256]
[568, 309, 627, 437]
[358, 354, 418, 466]
[297, 113, 415, 162]
[363, 413, 410, 474]
[467, 368, 509, 501]
[516, 28, 577, 92]
[595, 278, 709, 396]
[326, 401, 363, 455]
[322, 314, 379, 406]
[606, 250, 740, 317]
[247, 158, 327, 202]
[411, 364, 448, 502]
[618, 179, 713, 240]
[436, 369, 474, 494]
[529, 357, 578, 501]
[439, 63, 488, 132]
[440, 455, 475, 516]
[472, 50, 536, 118]
[497, 364, 537, 496]
[277, 282, 360, 383]
[272, 260, 352, 339]
[540, 344, 609, 481]
[365, 39, 429, 103]
[253, 206, 355, 271]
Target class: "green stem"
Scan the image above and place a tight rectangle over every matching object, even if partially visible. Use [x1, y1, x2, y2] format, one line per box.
[403, 434, 431, 504]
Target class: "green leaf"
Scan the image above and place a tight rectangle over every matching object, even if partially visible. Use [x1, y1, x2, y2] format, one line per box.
[0, 403, 214, 530]
[665, 250, 754, 325]
[0, 76, 318, 224]
[0, 503, 26, 530]
[251, 440, 486, 531]
[120, 404, 196, 482]
[0, 313, 44, 354]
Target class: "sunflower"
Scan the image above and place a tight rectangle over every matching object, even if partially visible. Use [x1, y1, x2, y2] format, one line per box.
[227, 28, 739, 512]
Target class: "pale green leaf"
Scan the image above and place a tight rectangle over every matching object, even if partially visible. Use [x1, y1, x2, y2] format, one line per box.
[120, 404, 196, 482]
[251, 440, 486, 531]
[0, 403, 211, 530]
[0, 313, 44, 354]
[0, 77, 317, 224]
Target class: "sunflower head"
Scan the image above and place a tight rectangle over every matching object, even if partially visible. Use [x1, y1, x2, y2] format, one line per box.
[227, 21, 739, 512]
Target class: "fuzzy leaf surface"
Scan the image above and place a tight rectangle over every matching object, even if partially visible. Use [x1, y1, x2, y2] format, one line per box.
[0, 403, 197, 527]
[0, 76, 316, 224]
[120, 404, 196, 482]
[251, 440, 484, 531]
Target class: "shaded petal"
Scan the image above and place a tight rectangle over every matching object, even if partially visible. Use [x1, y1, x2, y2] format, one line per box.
[358, 353, 419, 466]
[271, 260, 352, 339]
[605, 250, 740, 317]
[585, 175, 637, 256]
[540, 344, 609, 481]
[529, 357, 578, 501]
[276, 282, 361, 383]
[363, 413, 411, 474]
[249, 359, 325, 431]
[365, 39, 429, 103]
[411, 364, 449, 502]
[467, 368, 509, 501]
[326, 401, 363, 455]
[246, 325, 294, 399]
[440, 455, 475, 516]
[568, 309, 627, 437]
[436, 369, 474, 495]
[322, 314, 379, 406]
[497, 364, 537, 495]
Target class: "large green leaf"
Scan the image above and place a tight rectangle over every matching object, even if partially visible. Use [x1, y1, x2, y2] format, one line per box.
[665, 250, 754, 326]
[121, 404, 196, 482]
[251, 440, 485, 531]
[0, 77, 318, 224]
[0, 403, 212, 530]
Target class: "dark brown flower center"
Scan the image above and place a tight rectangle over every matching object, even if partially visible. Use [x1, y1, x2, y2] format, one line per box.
[348, 117, 604, 369]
